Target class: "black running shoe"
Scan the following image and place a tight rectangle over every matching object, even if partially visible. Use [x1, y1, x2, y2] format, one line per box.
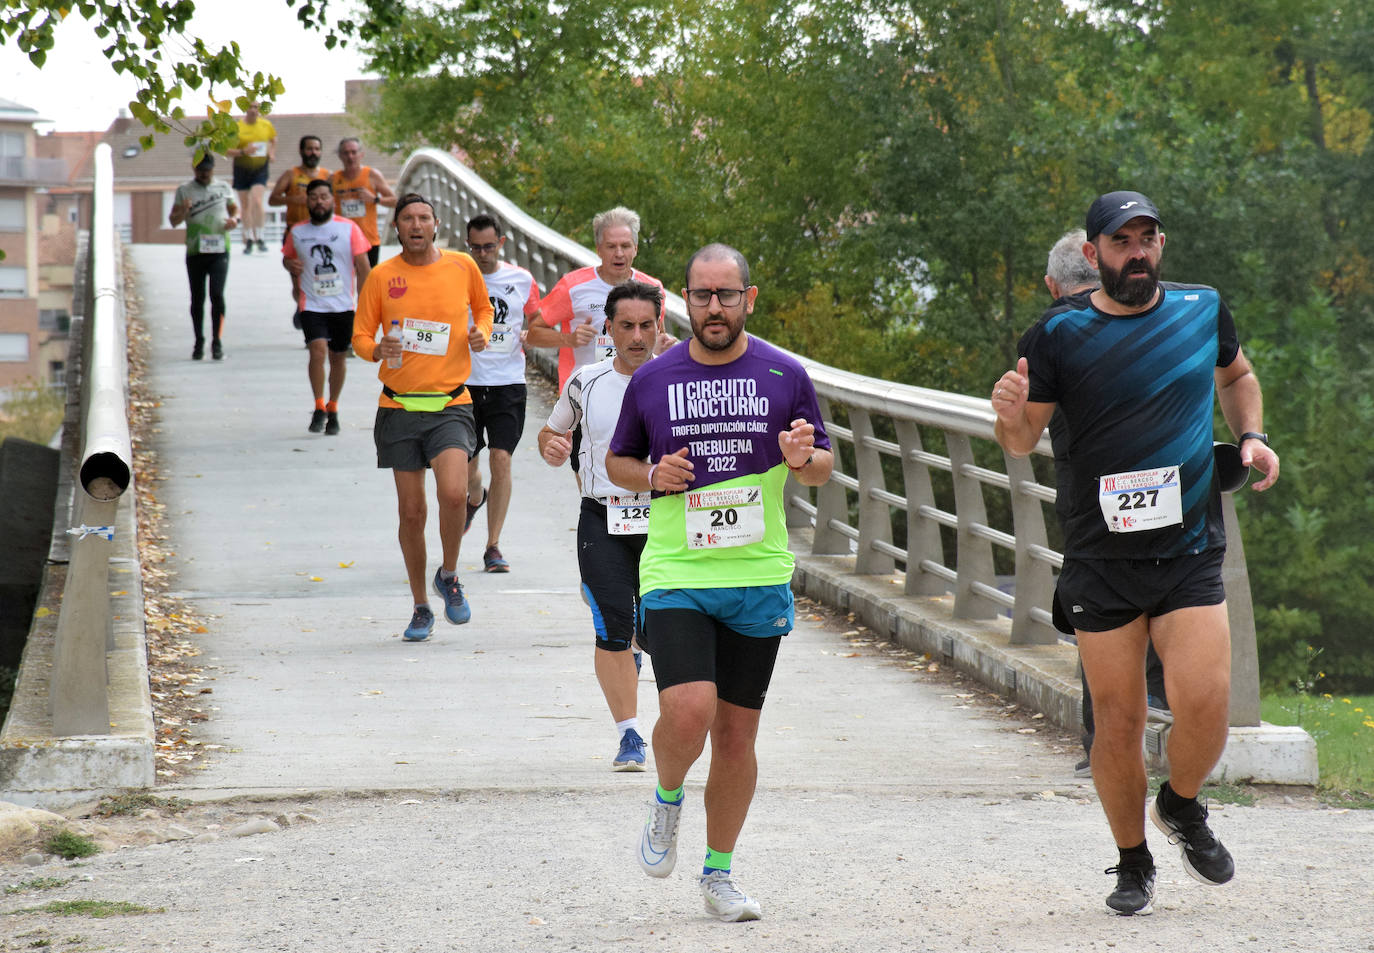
[211, 340, 224, 361]
[324, 411, 340, 436]
[191, 341, 204, 361]
[1105, 864, 1155, 916]
[1150, 787, 1235, 885]
[309, 409, 327, 433]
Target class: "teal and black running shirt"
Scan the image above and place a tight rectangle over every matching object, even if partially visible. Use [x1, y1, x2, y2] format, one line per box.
[1019, 283, 1241, 560]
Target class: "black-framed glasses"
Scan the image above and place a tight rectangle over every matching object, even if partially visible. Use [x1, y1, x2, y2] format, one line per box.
[685, 287, 748, 307]
[468, 242, 501, 253]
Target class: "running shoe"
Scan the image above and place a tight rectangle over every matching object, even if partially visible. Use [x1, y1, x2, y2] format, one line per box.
[1104, 863, 1155, 916]
[613, 728, 647, 772]
[699, 870, 763, 922]
[1150, 786, 1234, 885]
[464, 488, 487, 535]
[191, 341, 204, 361]
[243, 241, 252, 255]
[211, 340, 224, 361]
[1074, 757, 1092, 778]
[637, 797, 682, 878]
[483, 545, 509, 573]
[308, 409, 327, 433]
[432, 567, 471, 624]
[403, 605, 434, 642]
[325, 411, 340, 436]
[1147, 697, 1174, 725]
[256, 239, 268, 253]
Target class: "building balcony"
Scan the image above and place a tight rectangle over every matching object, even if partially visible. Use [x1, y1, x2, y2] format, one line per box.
[0, 156, 69, 187]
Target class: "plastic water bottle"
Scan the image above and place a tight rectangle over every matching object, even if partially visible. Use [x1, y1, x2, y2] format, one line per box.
[386, 320, 403, 369]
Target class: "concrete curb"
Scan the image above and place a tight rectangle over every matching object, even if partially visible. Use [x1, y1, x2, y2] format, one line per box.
[0, 475, 155, 809]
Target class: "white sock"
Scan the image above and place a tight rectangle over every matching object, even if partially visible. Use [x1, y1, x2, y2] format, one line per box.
[615, 717, 639, 739]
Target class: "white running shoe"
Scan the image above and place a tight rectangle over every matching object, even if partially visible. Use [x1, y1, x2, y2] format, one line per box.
[637, 798, 681, 878]
[699, 870, 762, 922]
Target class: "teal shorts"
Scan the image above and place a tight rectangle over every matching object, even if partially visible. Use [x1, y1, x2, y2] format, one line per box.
[639, 583, 794, 638]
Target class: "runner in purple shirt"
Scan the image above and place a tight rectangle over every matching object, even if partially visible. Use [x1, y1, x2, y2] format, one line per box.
[607, 243, 833, 923]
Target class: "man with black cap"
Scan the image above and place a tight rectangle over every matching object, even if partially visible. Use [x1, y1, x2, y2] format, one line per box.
[992, 190, 1279, 916]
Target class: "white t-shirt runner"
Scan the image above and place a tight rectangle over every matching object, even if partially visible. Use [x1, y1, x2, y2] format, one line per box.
[282, 216, 370, 313]
[467, 261, 542, 387]
[546, 358, 650, 532]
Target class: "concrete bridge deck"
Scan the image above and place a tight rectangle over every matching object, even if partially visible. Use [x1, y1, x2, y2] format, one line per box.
[1, 244, 1369, 951]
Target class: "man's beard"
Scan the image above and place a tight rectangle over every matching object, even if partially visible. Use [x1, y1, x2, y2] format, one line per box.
[309, 207, 332, 225]
[302, 155, 320, 169]
[1099, 256, 1160, 307]
[691, 313, 744, 351]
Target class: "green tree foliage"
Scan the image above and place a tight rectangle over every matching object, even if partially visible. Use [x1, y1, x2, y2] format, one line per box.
[0, 0, 401, 152]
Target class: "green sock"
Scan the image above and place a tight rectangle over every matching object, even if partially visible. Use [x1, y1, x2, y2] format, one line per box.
[704, 846, 733, 873]
[656, 783, 684, 804]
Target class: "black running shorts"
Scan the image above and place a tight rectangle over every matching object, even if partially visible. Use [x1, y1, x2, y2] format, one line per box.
[1056, 548, 1226, 634]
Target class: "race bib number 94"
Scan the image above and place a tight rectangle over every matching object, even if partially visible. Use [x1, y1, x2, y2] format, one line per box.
[1099, 466, 1183, 533]
[685, 484, 765, 549]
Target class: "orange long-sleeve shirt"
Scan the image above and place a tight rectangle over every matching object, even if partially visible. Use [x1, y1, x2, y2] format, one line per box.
[353, 250, 494, 409]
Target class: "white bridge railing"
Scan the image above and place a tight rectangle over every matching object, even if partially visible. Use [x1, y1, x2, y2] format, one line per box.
[394, 148, 1262, 726]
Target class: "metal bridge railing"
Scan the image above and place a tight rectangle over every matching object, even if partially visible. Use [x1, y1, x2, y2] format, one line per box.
[395, 147, 1261, 726]
[49, 142, 134, 736]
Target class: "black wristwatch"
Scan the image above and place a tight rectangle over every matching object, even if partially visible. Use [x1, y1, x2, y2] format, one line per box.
[1240, 431, 1269, 446]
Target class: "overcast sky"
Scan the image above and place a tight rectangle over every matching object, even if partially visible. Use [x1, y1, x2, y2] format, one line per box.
[0, 0, 374, 131]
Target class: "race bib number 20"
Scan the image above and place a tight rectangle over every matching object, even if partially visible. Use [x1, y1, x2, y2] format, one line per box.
[1099, 466, 1183, 533]
[685, 484, 765, 549]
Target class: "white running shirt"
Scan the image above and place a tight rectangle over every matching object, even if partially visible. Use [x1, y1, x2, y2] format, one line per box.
[468, 261, 542, 386]
[545, 357, 636, 501]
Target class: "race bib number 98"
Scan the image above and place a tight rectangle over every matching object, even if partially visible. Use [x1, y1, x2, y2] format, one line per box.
[1099, 466, 1184, 533]
[685, 484, 765, 549]
[401, 318, 451, 356]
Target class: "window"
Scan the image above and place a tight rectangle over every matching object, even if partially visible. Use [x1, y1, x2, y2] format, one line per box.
[0, 332, 30, 362]
[0, 131, 24, 158]
[0, 266, 26, 297]
[39, 309, 70, 332]
[49, 360, 65, 388]
[0, 197, 23, 230]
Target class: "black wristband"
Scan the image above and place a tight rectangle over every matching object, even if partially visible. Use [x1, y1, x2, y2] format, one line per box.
[1240, 431, 1269, 446]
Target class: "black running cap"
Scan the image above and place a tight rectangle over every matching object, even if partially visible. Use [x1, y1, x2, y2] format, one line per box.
[1086, 190, 1162, 240]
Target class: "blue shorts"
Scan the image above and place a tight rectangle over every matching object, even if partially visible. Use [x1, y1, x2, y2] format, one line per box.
[640, 584, 794, 638]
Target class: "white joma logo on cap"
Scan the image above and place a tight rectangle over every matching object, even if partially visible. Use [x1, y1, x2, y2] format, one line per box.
[1119, 201, 1140, 210]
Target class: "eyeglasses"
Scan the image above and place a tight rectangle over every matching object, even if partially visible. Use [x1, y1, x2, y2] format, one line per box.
[468, 242, 500, 253]
[685, 288, 748, 307]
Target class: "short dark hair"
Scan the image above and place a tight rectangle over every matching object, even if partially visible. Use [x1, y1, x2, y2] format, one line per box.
[299, 134, 323, 152]
[394, 193, 435, 219]
[466, 213, 502, 238]
[193, 153, 215, 171]
[684, 243, 750, 289]
[305, 178, 333, 197]
[605, 280, 664, 323]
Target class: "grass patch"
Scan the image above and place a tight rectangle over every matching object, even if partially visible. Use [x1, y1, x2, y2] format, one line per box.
[41, 831, 98, 861]
[7, 900, 160, 918]
[93, 793, 190, 817]
[3, 878, 74, 896]
[0, 381, 64, 445]
[1261, 691, 1374, 796]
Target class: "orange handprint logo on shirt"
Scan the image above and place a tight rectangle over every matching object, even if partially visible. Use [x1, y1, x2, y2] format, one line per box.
[388, 276, 407, 299]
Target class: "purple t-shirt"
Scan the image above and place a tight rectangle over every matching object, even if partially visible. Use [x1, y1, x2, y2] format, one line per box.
[611, 336, 830, 488]
[611, 336, 830, 592]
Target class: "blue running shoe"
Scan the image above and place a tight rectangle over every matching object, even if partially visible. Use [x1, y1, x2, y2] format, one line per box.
[613, 728, 647, 772]
[403, 605, 434, 642]
[432, 567, 471, 624]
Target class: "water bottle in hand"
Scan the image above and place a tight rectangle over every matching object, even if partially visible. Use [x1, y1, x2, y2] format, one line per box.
[386, 320, 403, 369]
